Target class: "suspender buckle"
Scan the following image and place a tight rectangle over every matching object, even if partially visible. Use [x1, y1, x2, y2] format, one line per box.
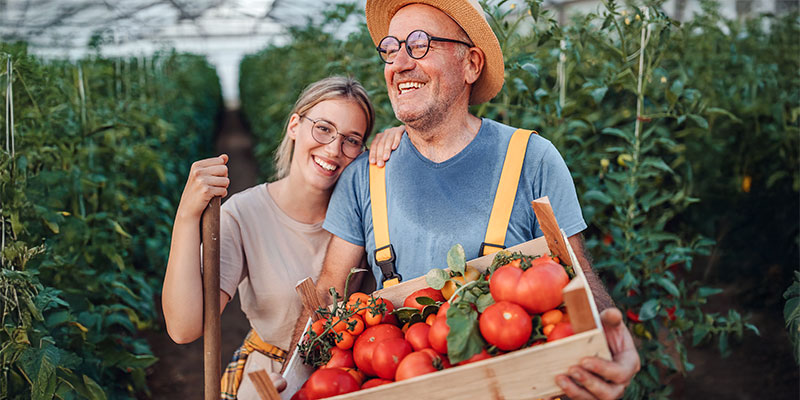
[480, 242, 506, 256]
[374, 244, 402, 286]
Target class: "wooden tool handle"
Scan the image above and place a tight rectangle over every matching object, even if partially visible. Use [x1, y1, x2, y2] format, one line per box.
[248, 370, 282, 400]
[296, 277, 325, 321]
[531, 197, 571, 266]
[202, 197, 221, 400]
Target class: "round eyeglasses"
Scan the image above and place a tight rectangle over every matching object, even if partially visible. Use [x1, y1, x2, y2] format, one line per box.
[302, 115, 364, 159]
[377, 29, 473, 64]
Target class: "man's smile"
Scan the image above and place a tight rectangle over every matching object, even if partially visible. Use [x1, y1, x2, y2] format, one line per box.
[398, 81, 426, 95]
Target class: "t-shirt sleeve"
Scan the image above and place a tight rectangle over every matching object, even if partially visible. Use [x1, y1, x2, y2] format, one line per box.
[218, 204, 247, 298]
[534, 141, 587, 238]
[323, 158, 368, 247]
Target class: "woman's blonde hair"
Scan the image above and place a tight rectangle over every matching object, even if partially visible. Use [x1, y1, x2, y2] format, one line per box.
[273, 76, 375, 179]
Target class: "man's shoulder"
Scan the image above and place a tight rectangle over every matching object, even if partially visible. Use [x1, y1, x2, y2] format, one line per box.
[481, 118, 556, 154]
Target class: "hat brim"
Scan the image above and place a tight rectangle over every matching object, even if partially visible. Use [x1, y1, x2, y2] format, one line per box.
[366, 0, 504, 105]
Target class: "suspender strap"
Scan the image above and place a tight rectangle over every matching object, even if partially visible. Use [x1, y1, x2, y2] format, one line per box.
[369, 164, 401, 287]
[481, 129, 534, 256]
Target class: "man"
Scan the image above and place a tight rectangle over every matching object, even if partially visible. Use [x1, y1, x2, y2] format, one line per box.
[303, 1, 640, 398]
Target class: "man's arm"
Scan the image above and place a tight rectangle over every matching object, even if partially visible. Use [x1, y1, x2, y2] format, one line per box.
[288, 235, 366, 356]
[567, 234, 613, 311]
[561, 233, 640, 399]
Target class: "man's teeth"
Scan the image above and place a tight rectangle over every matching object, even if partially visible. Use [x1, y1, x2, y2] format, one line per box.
[314, 156, 337, 171]
[398, 81, 425, 94]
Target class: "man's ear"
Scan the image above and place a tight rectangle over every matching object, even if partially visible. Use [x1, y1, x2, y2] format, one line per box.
[464, 47, 485, 85]
[287, 113, 301, 140]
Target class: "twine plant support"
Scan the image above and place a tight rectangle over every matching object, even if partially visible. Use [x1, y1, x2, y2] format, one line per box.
[2, 54, 15, 268]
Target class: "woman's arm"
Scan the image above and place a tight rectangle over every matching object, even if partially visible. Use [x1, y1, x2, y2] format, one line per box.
[162, 155, 231, 344]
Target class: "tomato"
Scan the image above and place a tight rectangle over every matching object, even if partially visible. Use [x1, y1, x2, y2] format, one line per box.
[404, 322, 431, 351]
[303, 368, 360, 399]
[428, 318, 449, 354]
[364, 298, 398, 326]
[347, 292, 371, 316]
[437, 302, 450, 317]
[339, 367, 366, 385]
[530, 254, 558, 268]
[290, 388, 310, 400]
[361, 378, 393, 389]
[403, 288, 445, 311]
[311, 318, 327, 337]
[543, 324, 555, 336]
[456, 348, 491, 366]
[372, 338, 414, 380]
[441, 265, 482, 300]
[395, 351, 439, 381]
[541, 309, 563, 326]
[425, 314, 436, 325]
[345, 314, 365, 336]
[420, 348, 451, 368]
[479, 301, 532, 351]
[489, 264, 523, 303]
[353, 324, 404, 376]
[515, 260, 569, 314]
[335, 331, 354, 350]
[546, 321, 574, 342]
[324, 347, 354, 369]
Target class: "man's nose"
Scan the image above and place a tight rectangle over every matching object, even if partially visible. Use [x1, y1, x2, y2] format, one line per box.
[390, 46, 415, 71]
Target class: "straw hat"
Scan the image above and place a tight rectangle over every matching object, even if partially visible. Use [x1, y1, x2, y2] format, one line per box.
[365, 0, 504, 105]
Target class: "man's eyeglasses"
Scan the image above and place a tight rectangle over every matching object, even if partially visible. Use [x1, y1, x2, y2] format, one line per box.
[302, 115, 364, 159]
[377, 29, 473, 64]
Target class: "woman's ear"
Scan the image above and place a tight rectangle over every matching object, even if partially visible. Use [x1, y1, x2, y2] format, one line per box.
[287, 113, 301, 140]
[464, 47, 485, 85]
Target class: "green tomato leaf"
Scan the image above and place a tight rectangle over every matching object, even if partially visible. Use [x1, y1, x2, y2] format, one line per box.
[476, 293, 495, 313]
[698, 287, 723, 298]
[657, 277, 680, 297]
[445, 304, 485, 364]
[83, 375, 108, 400]
[415, 296, 436, 306]
[426, 268, 449, 290]
[638, 299, 660, 321]
[447, 244, 466, 275]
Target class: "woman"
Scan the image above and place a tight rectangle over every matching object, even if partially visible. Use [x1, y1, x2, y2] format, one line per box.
[162, 76, 400, 398]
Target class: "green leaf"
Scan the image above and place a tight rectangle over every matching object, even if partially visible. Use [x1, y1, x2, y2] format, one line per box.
[698, 287, 723, 298]
[445, 304, 485, 364]
[583, 189, 613, 205]
[521, 63, 539, 78]
[476, 293, 495, 313]
[657, 277, 680, 297]
[638, 299, 660, 321]
[82, 375, 107, 400]
[601, 127, 633, 144]
[692, 324, 710, 346]
[447, 244, 466, 275]
[425, 269, 449, 290]
[687, 114, 709, 129]
[415, 296, 436, 306]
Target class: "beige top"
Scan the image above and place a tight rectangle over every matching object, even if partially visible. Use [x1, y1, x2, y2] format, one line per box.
[219, 182, 331, 353]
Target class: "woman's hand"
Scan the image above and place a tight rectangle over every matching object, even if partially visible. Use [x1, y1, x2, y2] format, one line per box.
[369, 126, 405, 167]
[176, 154, 230, 221]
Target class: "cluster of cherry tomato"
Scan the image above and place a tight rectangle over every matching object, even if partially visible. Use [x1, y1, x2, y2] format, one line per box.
[292, 254, 576, 399]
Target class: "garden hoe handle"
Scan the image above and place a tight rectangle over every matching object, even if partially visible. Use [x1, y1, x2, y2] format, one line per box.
[202, 197, 221, 400]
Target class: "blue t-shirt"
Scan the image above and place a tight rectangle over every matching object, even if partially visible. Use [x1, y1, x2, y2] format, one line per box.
[323, 118, 586, 287]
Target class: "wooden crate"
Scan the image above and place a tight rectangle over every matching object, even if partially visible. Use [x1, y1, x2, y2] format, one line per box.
[281, 198, 611, 400]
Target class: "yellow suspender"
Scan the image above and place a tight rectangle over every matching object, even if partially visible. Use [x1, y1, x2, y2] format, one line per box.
[370, 164, 400, 287]
[369, 128, 534, 285]
[481, 129, 534, 255]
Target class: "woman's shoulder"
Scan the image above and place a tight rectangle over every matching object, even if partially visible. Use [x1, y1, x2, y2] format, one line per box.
[221, 183, 269, 215]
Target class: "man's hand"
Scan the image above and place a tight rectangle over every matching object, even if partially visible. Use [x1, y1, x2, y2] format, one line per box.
[555, 308, 640, 399]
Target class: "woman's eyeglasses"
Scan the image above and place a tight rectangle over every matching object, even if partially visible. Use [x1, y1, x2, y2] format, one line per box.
[302, 115, 364, 159]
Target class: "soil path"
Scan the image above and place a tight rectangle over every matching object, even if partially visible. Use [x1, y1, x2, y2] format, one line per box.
[143, 109, 256, 399]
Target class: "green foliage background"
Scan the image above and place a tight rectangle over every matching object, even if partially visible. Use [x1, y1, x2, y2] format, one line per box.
[239, 0, 798, 397]
[0, 43, 221, 398]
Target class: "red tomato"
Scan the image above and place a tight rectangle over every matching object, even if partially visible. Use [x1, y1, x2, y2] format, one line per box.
[436, 301, 450, 317]
[404, 322, 431, 351]
[346, 292, 371, 316]
[324, 347, 354, 369]
[310, 318, 327, 337]
[421, 348, 451, 368]
[428, 318, 449, 354]
[364, 298, 398, 326]
[361, 378, 393, 389]
[403, 288, 445, 311]
[339, 367, 366, 385]
[335, 331, 354, 350]
[290, 388, 309, 400]
[303, 368, 360, 400]
[395, 351, 439, 381]
[456, 348, 492, 366]
[546, 321, 574, 342]
[353, 324, 404, 376]
[489, 264, 523, 303]
[372, 338, 414, 380]
[479, 301, 532, 351]
[515, 260, 569, 314]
